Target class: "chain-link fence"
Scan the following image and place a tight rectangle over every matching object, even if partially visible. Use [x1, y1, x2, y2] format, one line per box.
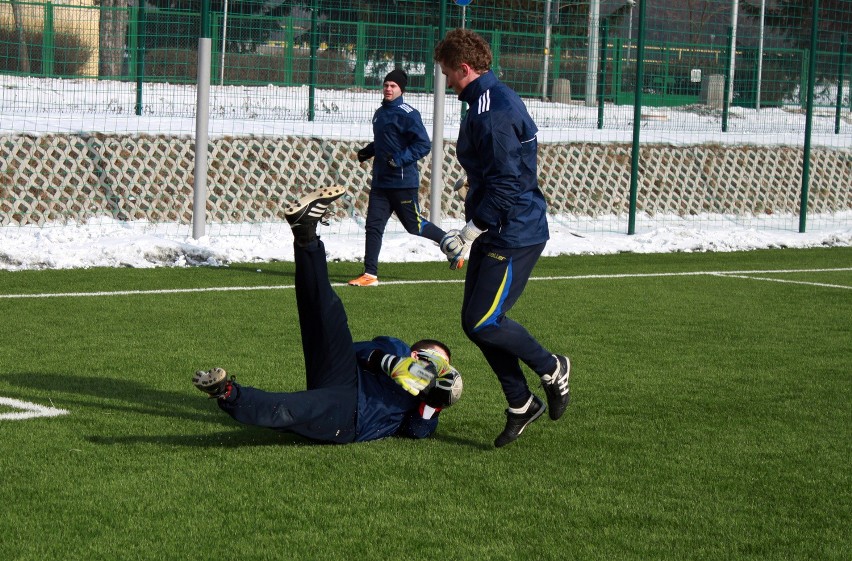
[0, 0, 850, 236]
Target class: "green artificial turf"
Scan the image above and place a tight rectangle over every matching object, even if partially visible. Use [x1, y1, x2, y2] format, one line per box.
[1, 247, 849, 560]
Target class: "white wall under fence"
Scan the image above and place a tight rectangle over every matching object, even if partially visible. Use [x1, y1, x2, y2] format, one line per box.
[1, 134, 849, 233]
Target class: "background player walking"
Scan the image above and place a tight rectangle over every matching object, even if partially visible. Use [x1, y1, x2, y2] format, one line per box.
[349, 69, 450, 287]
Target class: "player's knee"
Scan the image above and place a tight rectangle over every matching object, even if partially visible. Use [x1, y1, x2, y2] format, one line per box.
[462, 317, 497, 346]
[472, 326, 499, 347]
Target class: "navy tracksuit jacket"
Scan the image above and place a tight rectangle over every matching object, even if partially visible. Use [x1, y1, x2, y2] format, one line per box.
[358, 95, 445, 276]
[454, 71, 558, 408]
[361, 96, 431, 190]
[457, 71, 549, 248]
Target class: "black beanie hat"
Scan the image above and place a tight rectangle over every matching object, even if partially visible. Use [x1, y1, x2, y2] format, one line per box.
[384, 69, 408, 92]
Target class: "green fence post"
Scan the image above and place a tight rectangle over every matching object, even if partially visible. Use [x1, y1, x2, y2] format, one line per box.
[308, 0, 318, 121]
[597, 21, 607, 129]
[425, 24, 434, 92]
[800, 49, 808, 110]
[752, 46, 760, 109]
[210, 13, 221, 85]
[835, 34, 846, 134]
[127, 2, 138, 81]
[492, 30, 501, 78]
[283, 16, 294, 86]
[722, 26, 733, 132]
[628, 0, 647, 235]
[355, 21, 366, 89]
[552, 39, 561, 82]
[612, 37, 622, 103]
[42, 2, 55, 77]
[134, 0, 146, 115]
[800, 0, 820, 233]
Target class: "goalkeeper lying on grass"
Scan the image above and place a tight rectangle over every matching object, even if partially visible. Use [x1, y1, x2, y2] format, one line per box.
[192, 186, 462, 444]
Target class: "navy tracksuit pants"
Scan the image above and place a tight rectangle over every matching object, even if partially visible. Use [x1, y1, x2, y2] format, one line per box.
[461, 240, 557, 409]
[363, 187, 446, 276]
[218, 240, 359, 443]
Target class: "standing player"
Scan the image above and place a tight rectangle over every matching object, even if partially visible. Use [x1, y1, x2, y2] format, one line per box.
[434, 29, 571, 447]
[348, 69, 450, 287]
[193, 186, 463, 443]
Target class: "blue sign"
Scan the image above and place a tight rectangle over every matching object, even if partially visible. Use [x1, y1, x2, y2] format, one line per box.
[454, 0, 472, 6]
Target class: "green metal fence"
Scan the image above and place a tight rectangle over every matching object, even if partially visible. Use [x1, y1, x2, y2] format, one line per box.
[0, 0, 850, 237]
[2, 0, 849, 119]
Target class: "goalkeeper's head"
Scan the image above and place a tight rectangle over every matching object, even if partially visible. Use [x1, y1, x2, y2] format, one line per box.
[411, 339, 451, 364]
[411, 339, 463, 408]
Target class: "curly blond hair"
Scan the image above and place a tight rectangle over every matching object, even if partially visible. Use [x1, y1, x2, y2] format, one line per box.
[433, 28, 492, 73]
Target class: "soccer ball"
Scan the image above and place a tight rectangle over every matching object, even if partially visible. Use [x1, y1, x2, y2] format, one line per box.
[428, 370, 463, 408]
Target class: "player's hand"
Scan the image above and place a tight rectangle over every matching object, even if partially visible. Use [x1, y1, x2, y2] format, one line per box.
[381, 355, 436, 396]
[413, 349, 462, 407]
[439, 230, 465, 270]
[439, 221, 484, 270]
[386, 153, 399, 168]
[414, 349, 453, 377]
[357, 146, 373, 162]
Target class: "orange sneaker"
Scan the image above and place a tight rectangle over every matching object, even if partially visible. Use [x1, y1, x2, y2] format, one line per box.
[348, 273, 378, 287]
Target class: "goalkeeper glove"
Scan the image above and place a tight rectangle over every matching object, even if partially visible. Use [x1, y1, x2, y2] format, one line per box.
[439, 220, 485, 270]
[414, 349, 453, 377]
[380, 355, 436, 396]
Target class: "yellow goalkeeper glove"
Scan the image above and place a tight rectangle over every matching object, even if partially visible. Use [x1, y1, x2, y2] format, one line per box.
[381, 355, 436, 396]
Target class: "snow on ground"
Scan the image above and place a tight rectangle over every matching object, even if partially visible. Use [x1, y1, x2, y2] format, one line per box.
[0, 76, 849, 271]
[1, 213, 850, 271]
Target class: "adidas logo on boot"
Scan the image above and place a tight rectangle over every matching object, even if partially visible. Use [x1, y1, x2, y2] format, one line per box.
[541, 355, 571, 420]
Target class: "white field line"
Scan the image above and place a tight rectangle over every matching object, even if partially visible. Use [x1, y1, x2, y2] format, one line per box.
[710, 273, 852, 290]
[2, 266, 849, 421]
[0, 397, 69, 420]
[0, 268, 850, 300]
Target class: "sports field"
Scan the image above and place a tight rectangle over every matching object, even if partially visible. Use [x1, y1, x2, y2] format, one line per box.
[1, 247, 850, 560]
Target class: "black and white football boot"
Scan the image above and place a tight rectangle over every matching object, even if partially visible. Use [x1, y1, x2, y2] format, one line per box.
[541, 354, 571, 420]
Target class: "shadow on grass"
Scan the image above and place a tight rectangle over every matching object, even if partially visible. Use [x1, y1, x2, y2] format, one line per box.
[86, 429, 489, 450]
[430, 432, 493, 451]
[3, 371, 488, 450]
[1, 372, 232, 426]
[85, 428, 312, 448]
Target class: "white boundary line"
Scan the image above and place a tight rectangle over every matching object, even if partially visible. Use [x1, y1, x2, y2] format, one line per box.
[710, 273, 852, 290]
[2, 266, 849, 421]
[0, 397, 69, 420]
[1, 268, 850, 299]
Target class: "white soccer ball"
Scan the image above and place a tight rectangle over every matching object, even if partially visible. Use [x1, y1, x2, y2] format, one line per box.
[434, 371, 463, 407]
